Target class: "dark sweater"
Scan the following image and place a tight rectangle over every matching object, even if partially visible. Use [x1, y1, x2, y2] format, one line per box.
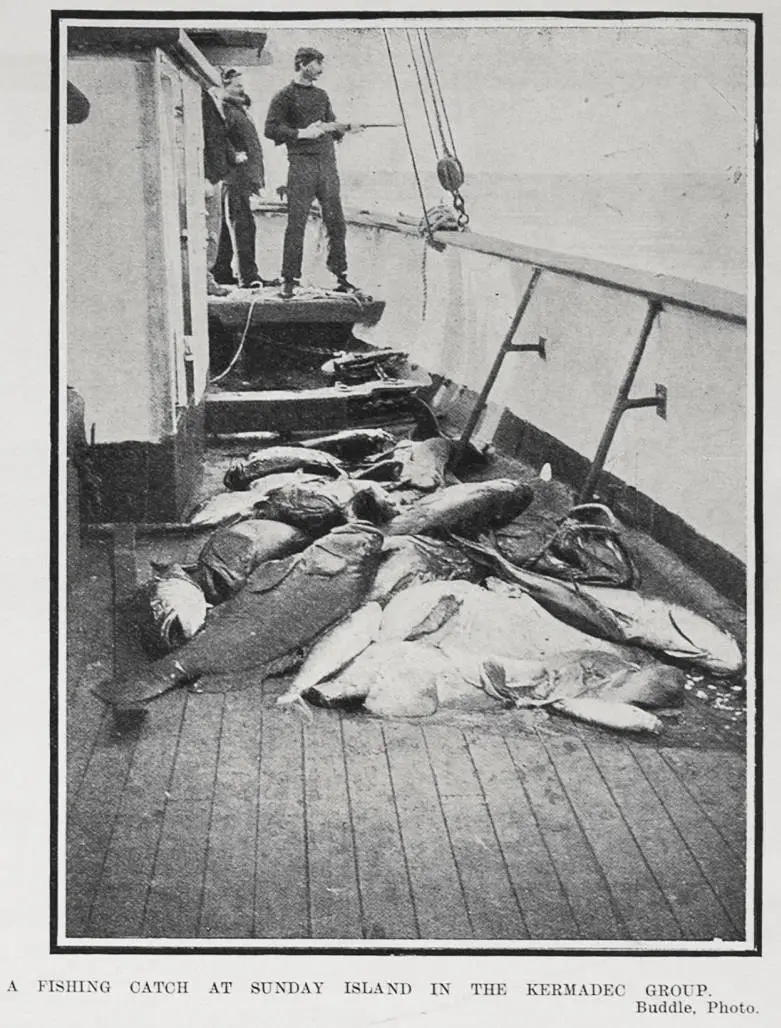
[223, 94, 265, 192]
[264, 81, 344, 157]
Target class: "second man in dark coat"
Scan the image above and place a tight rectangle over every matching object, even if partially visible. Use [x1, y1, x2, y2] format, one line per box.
[213, 68, 278, 290]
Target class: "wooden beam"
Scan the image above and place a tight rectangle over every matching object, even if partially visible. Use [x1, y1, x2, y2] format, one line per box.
[207, 292, 386, 328]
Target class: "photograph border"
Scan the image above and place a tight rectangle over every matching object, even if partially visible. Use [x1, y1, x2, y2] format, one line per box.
[52, 6, 763, 957]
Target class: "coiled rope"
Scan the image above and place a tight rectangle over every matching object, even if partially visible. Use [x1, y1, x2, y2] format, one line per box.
[209, 294, 259, 384]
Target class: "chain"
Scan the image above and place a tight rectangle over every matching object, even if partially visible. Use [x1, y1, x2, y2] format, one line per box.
[452, 191, 470, 230]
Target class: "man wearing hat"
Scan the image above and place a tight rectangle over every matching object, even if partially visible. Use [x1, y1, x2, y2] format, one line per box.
[213, 68, 279, 290]
[265, 47, 363, 299]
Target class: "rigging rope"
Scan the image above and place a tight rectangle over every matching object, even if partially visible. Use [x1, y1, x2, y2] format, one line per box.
[416, 29, 449, 157]
[405, 29, 439, 162]
[383, 28, 435, 245]
[423, 28, 460, 159]
[421, 29, 470, 229]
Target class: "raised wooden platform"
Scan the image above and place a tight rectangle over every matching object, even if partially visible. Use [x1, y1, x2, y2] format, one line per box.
[207, 288, 386, 329]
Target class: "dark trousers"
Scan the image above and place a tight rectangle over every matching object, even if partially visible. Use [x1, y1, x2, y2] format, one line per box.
[282, 154, 347, 282]
[213, 183, 259, 287]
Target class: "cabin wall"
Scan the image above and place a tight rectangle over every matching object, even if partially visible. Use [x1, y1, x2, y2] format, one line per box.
[66, 56, 162, 443]
[67, 49, 210, 521]
[256, 214, 747, 566]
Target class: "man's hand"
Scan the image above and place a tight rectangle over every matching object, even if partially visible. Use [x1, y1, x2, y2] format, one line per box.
[346, 123, 366, 134]
[297, 121, 326, 140]
[320, 121, 364, 135]
[204, 180, 215, 199]
[234, 151, 248, 164]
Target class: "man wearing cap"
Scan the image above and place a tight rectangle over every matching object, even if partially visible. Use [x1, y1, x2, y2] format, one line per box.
[213, 68, 278, 290]
[264, 47, 363, 299]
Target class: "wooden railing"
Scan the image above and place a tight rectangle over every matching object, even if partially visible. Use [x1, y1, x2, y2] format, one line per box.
[433, 229, 746, 324]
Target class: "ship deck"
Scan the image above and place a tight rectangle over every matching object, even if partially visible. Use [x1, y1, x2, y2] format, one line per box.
[64, 450, 749, 947]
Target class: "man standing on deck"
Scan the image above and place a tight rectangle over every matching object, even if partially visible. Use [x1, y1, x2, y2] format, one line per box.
[264, 47, 364, 299]
[202, 79, 241, 297]
[213, 68, 279, 290]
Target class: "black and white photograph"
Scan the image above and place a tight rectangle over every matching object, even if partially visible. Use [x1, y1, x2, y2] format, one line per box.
[0, 0, 774, 1022]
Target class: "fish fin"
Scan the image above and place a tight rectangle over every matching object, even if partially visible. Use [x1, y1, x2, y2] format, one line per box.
[247, 553, 299, 592]
[92, 666, 185, 707]
[306, 548, 350, 577]
[278, 692, 315, 721]
[662, 647, 710, 663]
[479, 660, 507, 701]
[403, 594, 462, 641]
[667, 608, 701, 649]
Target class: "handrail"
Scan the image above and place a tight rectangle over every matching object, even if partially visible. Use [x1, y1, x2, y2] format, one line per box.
[432, 229, 746, 324]
[254, 202, 747, 324]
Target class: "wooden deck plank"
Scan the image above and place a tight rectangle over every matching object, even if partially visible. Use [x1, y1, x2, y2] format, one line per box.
[383, 721, 472, 940]
[88, 691, 188, 937]
[341, 717, 418, 939]
[465, 730, 580, 941]
[66, 542, 114, 807]
[199, 688, 263, 939]
[540, 732, 681, 940]
[143, 691, 224, 938]
[659, 747, 747, 859]
[424, 725, 528, 940]
[254, 708, 309, 938]
[66, 531, 142, 938]
[583, 737, 738, 941]
[630, 744, 746, 935]
[303, 712, 363, 939]
[506, 734, 625, 940]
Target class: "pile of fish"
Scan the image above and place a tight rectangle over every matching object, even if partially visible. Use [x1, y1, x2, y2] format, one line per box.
[96, 430, 744, 737]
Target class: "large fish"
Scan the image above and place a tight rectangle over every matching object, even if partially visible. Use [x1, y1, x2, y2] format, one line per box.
[550, 697, 663, 734]
[195, 519, 310, 604]
[136, 564, 208, 656]
[455, 535, 631, 641]
[379, 580, 623, 660]
[479, 649, 682, 707]
[317, 640, 527, 717]
[316, 641, 448, 717]
[252, 477, 398, 535]
[224, 445, 344, 491]
[188, 473, 320, 528]
[575, 584, 744, 676]
[188, 490, 265, 529]
[298, 428, 397, 462]
[495, 503, 636, 587]
[385, 479, 533, 537]
[94, 522, 385, 708]
[392, 437, 454, 492]
[276, 601, 383, 707]
[478, 655, 668, 734]
[367, 535, 484, 605]
[464, 535, 743, 676]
